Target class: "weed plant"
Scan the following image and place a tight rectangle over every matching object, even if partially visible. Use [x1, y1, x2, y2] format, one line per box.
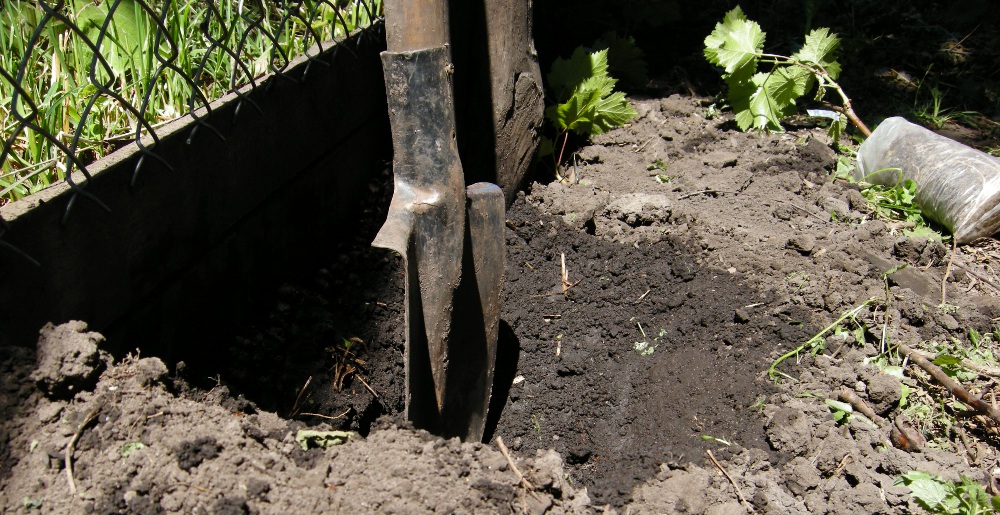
[1, 0, 382, 203]
[833, 149, 947, 241]
[542, 44, 637, 180]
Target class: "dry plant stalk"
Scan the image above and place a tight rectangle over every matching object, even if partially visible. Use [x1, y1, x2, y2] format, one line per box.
[838, 386, 885, 426]
[706, 449, 753, 511]
[898, 342, 1000, 424]
[331, 337, 368, 391]
[288, 376, 313, 418]
[560, 253, 576, 295]
[496, 436, 541, 502]
[66, 405, 101, 494]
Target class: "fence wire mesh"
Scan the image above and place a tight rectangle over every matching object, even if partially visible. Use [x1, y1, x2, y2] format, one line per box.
[1, 0, 382, 249]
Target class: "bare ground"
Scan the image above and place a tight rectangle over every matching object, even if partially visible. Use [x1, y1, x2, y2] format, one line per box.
[4, 93, 1000, 513]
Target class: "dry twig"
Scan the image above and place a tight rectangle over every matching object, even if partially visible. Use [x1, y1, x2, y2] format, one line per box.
[288, 376, 313, 418]
[496, 436, 541, 501]
[838, 386, 885, 426]
[706, 449, 753, 512]
[496, 436, 532, 489]
[830, 454, 854, 477]
[529, 255, 582, 298]
[908, 348, 1000, 380]
[953, 261, 1000, 293]
[356, 374, 381, 402]
[678, 189, 739, 200]
[898, 343, 1000, 424]
[941, 238, 958, 306]
[66, 405, 101, 495]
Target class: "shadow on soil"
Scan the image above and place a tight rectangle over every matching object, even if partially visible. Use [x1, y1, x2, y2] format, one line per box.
[166, 177, 818, 507]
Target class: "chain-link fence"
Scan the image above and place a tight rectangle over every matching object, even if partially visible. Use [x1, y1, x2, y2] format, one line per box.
[1, 0, 382, 233]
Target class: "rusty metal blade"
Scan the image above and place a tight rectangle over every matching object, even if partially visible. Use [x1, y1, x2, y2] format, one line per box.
[373, 45, 465, 424]
[433, 183, 504, 441]
[460, 182, 504, 440]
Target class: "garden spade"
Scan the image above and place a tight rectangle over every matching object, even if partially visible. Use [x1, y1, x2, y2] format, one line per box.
[373, 0, 503, 441]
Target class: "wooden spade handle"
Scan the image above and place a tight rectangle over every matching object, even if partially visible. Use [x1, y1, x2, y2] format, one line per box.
[383, 0, 449, 52]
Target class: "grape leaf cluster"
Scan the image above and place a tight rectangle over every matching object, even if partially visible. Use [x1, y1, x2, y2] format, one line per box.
[704, 6, 843, 133]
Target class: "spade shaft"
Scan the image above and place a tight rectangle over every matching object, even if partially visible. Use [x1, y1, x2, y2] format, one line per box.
[375, 0, 504, 440]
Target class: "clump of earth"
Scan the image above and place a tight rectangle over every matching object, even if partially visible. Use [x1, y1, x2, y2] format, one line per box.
[3, 93, 1000, 513]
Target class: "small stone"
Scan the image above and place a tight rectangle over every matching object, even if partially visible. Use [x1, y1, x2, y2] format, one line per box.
[37, 402, 64, 423]
[135, 358, 169, 387]
[938, 313, 961, 331]
[786, 235, 816, 255]
[819, 197, 851, 220]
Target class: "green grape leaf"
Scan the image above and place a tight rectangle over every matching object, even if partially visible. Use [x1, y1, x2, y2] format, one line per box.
[725, 75, 757, 131]
[828, 112, 847, 142]
[546, 48, 636, 137]
[894, 471, 995, 514]
[579, 75, 617, 99]
[763, 66, 812, 107]
[793, 27, 842, 79]
[546, 90, 595, 133]
[704, 6, 764, 83]
[729, 71, 798, 132]
[590, 91, 638, 134]
[548, 47, 610, 102]
[895, 471, 952, 513]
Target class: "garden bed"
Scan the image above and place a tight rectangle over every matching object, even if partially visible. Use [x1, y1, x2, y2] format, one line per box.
[4, 89, 1000, 513]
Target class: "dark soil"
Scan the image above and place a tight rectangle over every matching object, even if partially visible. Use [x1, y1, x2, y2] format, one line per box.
[498, 192, 784, 504]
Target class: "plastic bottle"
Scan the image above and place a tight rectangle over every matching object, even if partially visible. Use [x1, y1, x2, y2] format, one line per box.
[856, 116, 1000, 243]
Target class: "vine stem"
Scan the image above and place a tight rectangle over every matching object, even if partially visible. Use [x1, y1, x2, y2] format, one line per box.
[897, 342, 1000, 424]
[819, 77, 871, 138]
[758, 54, 872, 138]
[555, 130, 570, 177]
[768, 298, 877, 380]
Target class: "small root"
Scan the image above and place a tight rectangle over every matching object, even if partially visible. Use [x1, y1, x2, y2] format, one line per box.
[706, 449, 753, 512]
[941, 238, 958, 306]
[299, 408, 351, 421]
[66, 405, 101, 495]
[496, 436, 541, 502]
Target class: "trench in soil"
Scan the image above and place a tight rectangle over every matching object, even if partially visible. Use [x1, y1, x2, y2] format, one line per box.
[135, 165, 820, 507]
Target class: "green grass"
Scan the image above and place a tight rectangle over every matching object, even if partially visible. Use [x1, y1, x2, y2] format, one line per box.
[1, 0, 382, 204]
[833, 148, 948, 241]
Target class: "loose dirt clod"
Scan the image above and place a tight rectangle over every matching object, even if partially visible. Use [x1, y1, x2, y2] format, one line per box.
[31, 321, 109, 398]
